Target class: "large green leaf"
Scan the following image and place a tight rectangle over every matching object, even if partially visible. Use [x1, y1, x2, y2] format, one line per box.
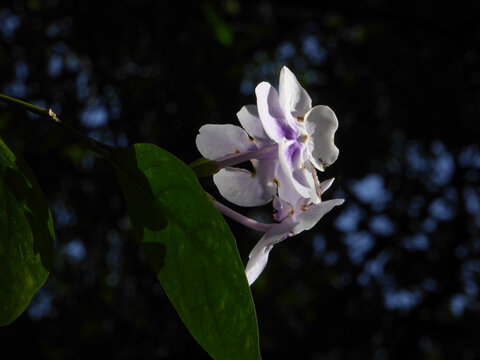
[0, 136, 54, 326]
[111, 144, 261, 360]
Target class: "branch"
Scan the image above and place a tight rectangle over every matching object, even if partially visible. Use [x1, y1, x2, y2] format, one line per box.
[0, 93, 116, 158]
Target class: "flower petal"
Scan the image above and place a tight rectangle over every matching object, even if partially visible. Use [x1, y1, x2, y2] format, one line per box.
[292, 198, 345, 233]
[236, 105, 271, 146]
[196, 124, 256, 160]
[305, 105, 339, 171]
[273, 195, 294, 222]
[301, 161, 322, 204]
[249, 220, 296, 258]
[245, 244, 273, 285]
[255, 82, 296, 142]
[279, 66, 312, 118]
[278, 138, 311, 199]
[319, 178, 335, 196]
[213, 160, 277, 207]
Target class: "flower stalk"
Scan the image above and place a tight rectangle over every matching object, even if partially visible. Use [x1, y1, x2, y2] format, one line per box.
[213, 200, 274, 233]
[214, 144, 278, 169]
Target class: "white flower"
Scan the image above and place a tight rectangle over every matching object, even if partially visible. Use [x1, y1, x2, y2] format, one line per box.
[196, 66, 339, 207]
[196, 66, 344, 285]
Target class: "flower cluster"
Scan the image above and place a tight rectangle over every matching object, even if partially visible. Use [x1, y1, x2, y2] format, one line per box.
[196, 66, 344, 285]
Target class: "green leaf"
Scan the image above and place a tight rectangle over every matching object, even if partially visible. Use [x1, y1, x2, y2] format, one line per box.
[111, 144, 261, 360]
[0, 136, 54, 326]
[188, 157, 220, 177]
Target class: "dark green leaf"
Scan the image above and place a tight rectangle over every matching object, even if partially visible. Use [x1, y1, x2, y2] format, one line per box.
[189, 157, 220, 177]
[0, 136, 54, 326]
[111, 144, 261, 360]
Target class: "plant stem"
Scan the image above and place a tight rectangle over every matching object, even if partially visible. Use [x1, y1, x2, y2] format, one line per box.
[0, 93, 115, 158]
[212, 199, 274, 233]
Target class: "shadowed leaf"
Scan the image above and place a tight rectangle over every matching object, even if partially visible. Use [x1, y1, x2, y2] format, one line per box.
[0, 136, 54, 326]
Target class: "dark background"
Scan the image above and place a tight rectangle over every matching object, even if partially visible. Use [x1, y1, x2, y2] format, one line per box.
[1, 1, 479, 359]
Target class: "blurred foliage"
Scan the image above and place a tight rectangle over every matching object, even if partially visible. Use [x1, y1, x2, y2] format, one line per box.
[0, 0, 479, 359]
